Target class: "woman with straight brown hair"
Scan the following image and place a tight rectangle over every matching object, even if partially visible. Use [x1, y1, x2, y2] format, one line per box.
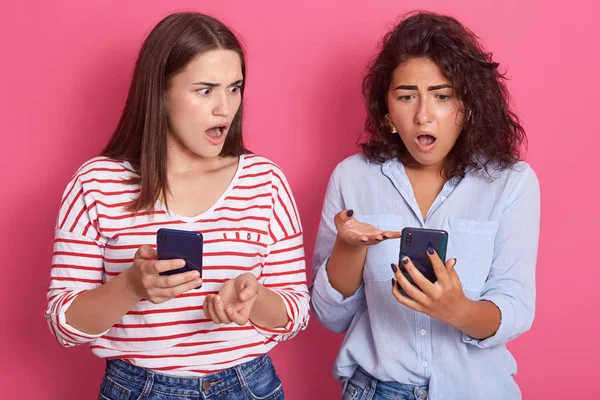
[45, 12, 308, 399]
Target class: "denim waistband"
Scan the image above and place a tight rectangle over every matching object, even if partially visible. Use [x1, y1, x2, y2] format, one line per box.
[105, 354, 269, 398]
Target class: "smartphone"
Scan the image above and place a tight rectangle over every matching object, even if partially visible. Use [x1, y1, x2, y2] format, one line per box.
[156, 228, 203, 285]
[398, 227, 448, 291]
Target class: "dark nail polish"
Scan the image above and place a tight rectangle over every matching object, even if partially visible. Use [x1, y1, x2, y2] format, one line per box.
[347, 210, 354, 217]
[391, 263, 398, 273]
[375, 238, 382, 242]
[401, 255, 409, 264]
[360, 239, 367, 243]
[391, 278, 395, 287]
[427, 246, 434, 255]
[383, 234, 390, 239]
[396, 281, 404, 292]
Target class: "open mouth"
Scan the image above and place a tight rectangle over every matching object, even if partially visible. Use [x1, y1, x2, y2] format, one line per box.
[415, 133, 437, 151]
[206, 125, 228, 138]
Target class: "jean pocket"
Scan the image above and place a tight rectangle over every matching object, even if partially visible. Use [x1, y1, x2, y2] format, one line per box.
[360, 214, 403, 283]
[442, 218, 499, 298]
[98, 375, 132, 400]
[342, 381, 361, 400]
[245, 358, 284, 400]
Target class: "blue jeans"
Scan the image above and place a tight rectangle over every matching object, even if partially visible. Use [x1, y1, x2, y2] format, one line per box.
[342, 367, 429, 400]
[99, 354, 284, 400]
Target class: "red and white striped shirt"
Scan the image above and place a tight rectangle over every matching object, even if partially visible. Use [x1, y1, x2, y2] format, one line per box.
[45, 154, 310, 376]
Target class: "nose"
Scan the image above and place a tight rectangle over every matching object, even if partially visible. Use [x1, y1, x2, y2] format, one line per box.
[414, 97, 432, 125]
[213, 90, 229, 117]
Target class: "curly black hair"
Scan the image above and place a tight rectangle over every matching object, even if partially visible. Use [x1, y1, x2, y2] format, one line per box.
[361, 11, 526, 179]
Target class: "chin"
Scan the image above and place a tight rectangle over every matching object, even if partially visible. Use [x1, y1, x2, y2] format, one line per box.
[191, 146, 224, 159]
[407, 150, 445, 167]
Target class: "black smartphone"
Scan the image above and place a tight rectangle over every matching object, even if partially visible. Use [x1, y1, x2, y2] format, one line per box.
[398, 227, 448, 292]
[156, 228, 203, 286]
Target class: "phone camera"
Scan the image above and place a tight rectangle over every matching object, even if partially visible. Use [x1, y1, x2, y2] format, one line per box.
[160, 234, 167, 242]
[406, 232, 412, 246]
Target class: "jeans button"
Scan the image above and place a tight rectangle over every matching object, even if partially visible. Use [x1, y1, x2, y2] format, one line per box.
[417, 388, 428, 399]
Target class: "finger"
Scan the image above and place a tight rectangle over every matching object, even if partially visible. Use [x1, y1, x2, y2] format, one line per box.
[353, 232, 384, 245]
[367, 230, 385, 243]
[226, 307, 249, 326]
[426, 247, 450, 285]
[334, 209, 355, 230]
[213, 296, 232, 324]
[203, 295, 213, 320]
[155, 277, 202, 302]
[205, 295, 221, 324]
[400, 256, 436, 294]
[393, 262, 429, 304]
[152, 259, 186, 274]
[445, 258, 458, 272]
[446, 258, 460, 281]
[238, 285, 257, 302]
[155, 270, 201, 288]
[381, 230, 402, 240]
[238, 278, 258, 302]
[391, 278, 424, 312]
[135, 245, 157, 260]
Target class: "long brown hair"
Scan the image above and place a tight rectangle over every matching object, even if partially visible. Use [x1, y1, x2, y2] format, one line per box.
[361, 11, 526, 179]
[102, 12, 248, 212]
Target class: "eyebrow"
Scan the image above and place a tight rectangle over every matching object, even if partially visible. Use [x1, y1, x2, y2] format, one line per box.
[394, 84, 453, 91]
[192, 79, 244, 87]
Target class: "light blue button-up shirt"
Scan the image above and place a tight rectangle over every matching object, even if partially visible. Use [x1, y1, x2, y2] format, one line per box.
[311, 154, 540, 400]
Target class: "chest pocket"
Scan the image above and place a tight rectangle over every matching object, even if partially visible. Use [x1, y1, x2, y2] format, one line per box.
[360, 214, 403, 283]
[442, 218, 499, 298]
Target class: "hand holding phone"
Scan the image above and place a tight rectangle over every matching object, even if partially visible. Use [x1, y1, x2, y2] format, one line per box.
[398, 227, 448, 293]
[392, 228, 468, 328]
[124, 244, 203, 304]
[157, 228, 203, 289]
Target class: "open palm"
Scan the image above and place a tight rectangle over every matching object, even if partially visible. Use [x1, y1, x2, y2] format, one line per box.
[334, 209, 401, 246]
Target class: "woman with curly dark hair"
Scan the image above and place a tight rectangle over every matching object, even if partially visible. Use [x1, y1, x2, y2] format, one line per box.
[311, 11, 539, 400]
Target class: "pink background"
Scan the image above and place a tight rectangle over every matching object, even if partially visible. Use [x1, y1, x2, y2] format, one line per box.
[1, 0, 598, 398]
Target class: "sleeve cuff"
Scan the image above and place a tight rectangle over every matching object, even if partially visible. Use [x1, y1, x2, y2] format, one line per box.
[313, 257, 365, 307]
[462, 296, 515, 348]
[250, 289, 297, 338]
[46, 290, 109, 344]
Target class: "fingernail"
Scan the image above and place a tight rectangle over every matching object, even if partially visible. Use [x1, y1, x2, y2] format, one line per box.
[360, 239, 367, 243]
[453, 258, 458, 265]
[401, 255, 409, 264]
[383, 234, 390, 239]
[427, 246, 434, 255]
[391, 278, 395, 287]
[347, 210, 354, 218]
[391, 263, 398, 273]
[375, 238, 382, 242]
[396, 281, 403, 292]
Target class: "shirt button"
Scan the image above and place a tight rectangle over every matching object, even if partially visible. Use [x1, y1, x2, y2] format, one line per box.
[441, 196, 447, 202]
[422, 360, 428, 368]
[417, 389, 428, 399]
[420, 329, 427, 336]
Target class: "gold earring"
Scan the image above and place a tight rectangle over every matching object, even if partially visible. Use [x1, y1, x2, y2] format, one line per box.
[384, 114, 398, 134]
